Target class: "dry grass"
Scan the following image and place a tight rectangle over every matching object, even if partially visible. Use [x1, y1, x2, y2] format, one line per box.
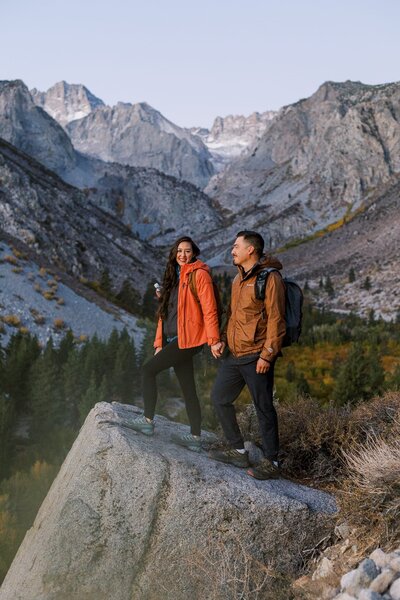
[3, 255, 18, 265]
[164, 534, 293, 600]
[42, 291, 55, 301]
[339, 420, 400, 553]
[2, 315, 21, 327]
[11, 247, 27, 260]
[53, 318, 65, 330]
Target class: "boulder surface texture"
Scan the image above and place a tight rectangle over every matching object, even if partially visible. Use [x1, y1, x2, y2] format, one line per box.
[0, 402, 336, 600]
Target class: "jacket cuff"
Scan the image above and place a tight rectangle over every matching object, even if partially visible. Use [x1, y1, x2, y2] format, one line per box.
[208, 337, 220, 346]
[260, 346, 275, 361]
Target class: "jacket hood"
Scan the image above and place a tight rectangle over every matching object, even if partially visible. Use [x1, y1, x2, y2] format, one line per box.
[258, 255, 283, 271]
[180, 259, 210, 278]
[238, 254, 283, 279]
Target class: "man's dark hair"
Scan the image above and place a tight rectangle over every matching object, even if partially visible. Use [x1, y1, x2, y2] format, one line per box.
[236, 230, 264, 258]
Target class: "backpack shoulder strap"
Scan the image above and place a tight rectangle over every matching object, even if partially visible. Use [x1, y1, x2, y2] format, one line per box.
[188, 270, 200, 303]
[255, 268, 281, 300]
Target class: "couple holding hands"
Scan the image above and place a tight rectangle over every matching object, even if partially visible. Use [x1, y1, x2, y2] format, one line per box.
[129, 230, 286, 481]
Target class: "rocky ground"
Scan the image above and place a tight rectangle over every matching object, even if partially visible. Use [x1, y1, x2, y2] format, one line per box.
[0, 241, 144, 347]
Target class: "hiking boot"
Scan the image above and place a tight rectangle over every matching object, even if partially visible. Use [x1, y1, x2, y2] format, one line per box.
[208, 447, 250, 468]
[124, 414, 154, 436]
[247, 458, 280, 480]
[170, 432, 202, 453]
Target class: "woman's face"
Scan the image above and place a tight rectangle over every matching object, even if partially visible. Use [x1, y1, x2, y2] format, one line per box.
[176, 241, 194, 267]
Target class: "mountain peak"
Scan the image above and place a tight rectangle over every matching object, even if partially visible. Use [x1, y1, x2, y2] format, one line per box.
[31, 81, 105, 127]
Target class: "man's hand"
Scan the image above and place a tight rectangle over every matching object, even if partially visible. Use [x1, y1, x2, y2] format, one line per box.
[256, 357, 270, 374]
[211, 341, 225, 359]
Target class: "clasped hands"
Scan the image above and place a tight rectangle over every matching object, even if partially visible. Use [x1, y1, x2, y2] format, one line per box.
[211, 341, 225, 359]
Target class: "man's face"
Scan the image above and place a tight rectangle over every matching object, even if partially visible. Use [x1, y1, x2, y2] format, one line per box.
[231, 236, 253, 266]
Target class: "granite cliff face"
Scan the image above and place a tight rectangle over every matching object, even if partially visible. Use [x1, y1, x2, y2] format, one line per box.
[0, 402, 336, 600]
[206, 80, 400, 250]
[66, 101, 215, 188]
[0, 80, 77, 176]
[31, 81, 105, 127]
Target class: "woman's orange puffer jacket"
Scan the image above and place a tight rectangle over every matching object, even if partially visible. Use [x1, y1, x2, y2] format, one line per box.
[154, 260, 220, 349]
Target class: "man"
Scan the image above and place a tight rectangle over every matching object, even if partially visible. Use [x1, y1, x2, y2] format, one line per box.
[209, 231, 286, 480]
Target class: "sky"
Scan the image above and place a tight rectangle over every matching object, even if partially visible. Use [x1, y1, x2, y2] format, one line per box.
[1, 0, 400, 128]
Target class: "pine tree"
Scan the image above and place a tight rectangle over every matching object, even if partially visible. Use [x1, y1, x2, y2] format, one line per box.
[348, 267, 356, 283]
[285, 361, 296, 383]
[78, 373, 108, 424]
[361, 276, 371, 291]
[116, 279, 141, 314]
[324, 276, 334, 297]
[99, 268, 113, 295]
[141, 282, 158, 319]
[63, 347, 86, 427]
[112, 334, 138, 403]
[0, 392, 16, 480]
[29, 339, 65, 444]
[56, 330, 75, 366]
[333, 343, 369, 405]
[4, 332, 41, 412]
[296, 373, 311, 396]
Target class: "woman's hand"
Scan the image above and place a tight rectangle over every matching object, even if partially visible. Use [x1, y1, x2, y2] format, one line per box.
[154, 347, 162, 355]
[211, 341, 224, 359]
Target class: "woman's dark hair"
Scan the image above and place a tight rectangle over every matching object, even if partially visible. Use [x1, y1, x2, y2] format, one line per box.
[158, 236, 200, 320]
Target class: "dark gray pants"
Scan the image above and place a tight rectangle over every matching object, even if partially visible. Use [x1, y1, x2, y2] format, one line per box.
[211, 352, 279, 460]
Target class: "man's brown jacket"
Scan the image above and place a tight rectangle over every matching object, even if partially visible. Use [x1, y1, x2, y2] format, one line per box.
[223, 255, 286, 362]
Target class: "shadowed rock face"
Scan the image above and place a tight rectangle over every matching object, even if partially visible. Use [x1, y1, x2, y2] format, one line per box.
[0, 402, 336, 600]
[0, 80, 76, 176]
[0, 138, 161, 291]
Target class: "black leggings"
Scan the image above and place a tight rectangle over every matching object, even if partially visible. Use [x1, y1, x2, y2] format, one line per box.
[142, 339, 202, 435]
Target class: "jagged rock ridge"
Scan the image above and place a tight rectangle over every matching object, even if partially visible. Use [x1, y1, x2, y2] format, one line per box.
[206, 80, 400, 251]
[65, 100, 215, 188]
[192, 110, 276, 171]
[0, 80, 222, 248]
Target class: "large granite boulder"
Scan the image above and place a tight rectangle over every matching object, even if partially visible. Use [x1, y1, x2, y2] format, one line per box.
[0, 402, 336, 600]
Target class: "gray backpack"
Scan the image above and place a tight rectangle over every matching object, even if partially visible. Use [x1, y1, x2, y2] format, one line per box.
[255, 268, 303, 347]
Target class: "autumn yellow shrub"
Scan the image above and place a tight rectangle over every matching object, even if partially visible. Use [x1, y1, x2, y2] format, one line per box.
[42, 291, 55, 301]
[4, 255, 18, 265]
[53, 318, 65, 330]
[38, 267, 47, 278]
[2, 315, 21, 327]
[56, 297, 65, 306]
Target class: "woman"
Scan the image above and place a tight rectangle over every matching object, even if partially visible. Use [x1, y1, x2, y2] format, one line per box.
[128, 236, 222, 452]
